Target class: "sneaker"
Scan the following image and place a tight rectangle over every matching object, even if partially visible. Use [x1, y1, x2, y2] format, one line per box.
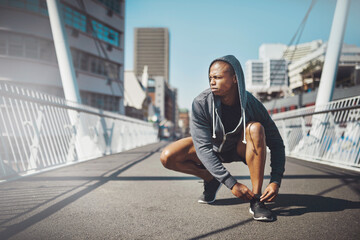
[249, 197, 274, 221]
[198, 178, 221, 204]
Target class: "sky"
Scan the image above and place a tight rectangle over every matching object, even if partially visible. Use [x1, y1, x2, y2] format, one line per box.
[124, 0, 360, 110]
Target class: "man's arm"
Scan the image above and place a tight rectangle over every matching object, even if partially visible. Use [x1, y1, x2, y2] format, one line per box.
[190, 99, 237, 189]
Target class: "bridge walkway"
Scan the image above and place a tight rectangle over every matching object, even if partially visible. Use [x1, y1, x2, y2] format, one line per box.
[0, 142, 359, 239]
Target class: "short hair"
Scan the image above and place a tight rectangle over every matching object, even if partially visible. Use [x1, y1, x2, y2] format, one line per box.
[211, 60, 235, 76]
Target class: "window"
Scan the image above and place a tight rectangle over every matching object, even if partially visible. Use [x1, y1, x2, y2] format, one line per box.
[8, 35, 23, 57]
[71, 48, 119, 79]
[62, 5, 86, 32]
[26, 0, 39, 12]
[91, 20, 119, 46]
[39, 0, 48, 15]
[79, 52, 89, 71]
[97, 0, 121, 14]
[9, 0, 25, 9]
[0, 34, 7, 55]
[0, 31, 58, 62]
[1, 1, 121, 47]
[24, 36, 38, 58]
[39, 40, 53, 61]
[71, 50, 79, 68]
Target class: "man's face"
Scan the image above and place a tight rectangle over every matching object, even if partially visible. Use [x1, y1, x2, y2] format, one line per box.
[209, 61, 237, 96]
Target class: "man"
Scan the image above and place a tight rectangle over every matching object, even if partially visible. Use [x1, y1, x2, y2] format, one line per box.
[160, 55, 285, 221]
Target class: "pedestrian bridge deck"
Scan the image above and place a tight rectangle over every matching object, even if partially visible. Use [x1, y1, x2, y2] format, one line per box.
[0, 142, 359, 240]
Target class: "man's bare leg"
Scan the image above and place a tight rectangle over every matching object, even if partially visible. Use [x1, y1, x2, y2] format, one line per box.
[237, 122, 267, 195]
[160, 137, 213, 182]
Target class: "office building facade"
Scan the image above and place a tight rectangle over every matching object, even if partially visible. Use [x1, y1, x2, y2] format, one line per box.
[288, 43, 360, 92]
[134, 28, 169, 82]
[0, 0, 125, 113]
[246, 59, 288, 98]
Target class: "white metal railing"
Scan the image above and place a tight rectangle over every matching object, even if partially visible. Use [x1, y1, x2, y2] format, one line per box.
[0, 82, 158, 181]
[272, 96, 360, 169]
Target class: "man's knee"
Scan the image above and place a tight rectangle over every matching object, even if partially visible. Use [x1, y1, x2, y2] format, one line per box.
[160, 149, 174, 169]
[247, 122, 265, 143]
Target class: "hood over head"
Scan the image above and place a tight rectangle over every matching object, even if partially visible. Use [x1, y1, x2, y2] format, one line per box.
[208, 55, 248, 144]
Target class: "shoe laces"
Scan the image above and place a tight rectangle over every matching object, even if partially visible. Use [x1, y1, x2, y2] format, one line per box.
[251, 198, 266, 208]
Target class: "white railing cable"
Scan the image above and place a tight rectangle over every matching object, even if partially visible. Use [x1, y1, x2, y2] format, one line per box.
[0, 82, 158, 181]
[272, 95, 360, 169]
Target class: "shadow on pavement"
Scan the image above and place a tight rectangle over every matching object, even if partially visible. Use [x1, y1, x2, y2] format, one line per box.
[270, 194, 360, 216]
[0, 144, 166, 240]
[211, 197, 247, 206]
[188, 218, 253, 240]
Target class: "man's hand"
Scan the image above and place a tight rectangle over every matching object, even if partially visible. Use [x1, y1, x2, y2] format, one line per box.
[231, 182, 255, 201]
[260, 182, 279, 202]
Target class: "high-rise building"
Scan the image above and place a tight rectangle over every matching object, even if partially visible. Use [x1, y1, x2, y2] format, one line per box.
[246, 59, 288, 99]
[134, 28, 169, 82]
[0, 0, 125, 113]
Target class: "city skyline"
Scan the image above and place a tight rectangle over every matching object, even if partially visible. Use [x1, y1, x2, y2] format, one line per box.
[125, 0, 360, 110]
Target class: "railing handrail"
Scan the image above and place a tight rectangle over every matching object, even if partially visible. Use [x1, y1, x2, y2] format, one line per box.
[0, 85, 153, 126]
[272, 95, 360, 170]
[272, 104, 360, 121]
[0, 82, 159, 181]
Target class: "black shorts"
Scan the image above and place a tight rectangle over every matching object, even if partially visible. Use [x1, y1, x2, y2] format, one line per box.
[195, 148, 246, 170]
[215, 148, 247, 164]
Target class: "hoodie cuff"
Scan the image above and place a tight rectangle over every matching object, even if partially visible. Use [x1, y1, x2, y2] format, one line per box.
[270, 173, 282, 187]
[223, 175, 237, 189]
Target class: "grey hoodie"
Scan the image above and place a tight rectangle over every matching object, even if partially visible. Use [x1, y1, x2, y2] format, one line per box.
[190, 55, 285, 190]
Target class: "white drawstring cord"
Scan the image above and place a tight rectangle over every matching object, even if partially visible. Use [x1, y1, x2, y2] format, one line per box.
[242, 110, 247, 144]
[212, 100, 216, 138]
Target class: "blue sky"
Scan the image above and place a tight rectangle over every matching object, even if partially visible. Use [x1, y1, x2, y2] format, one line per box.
[124, 0, 360, 110]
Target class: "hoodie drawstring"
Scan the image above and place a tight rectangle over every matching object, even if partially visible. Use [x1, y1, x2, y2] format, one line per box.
[212, 100, 216, 138]
[212, 99, 247, 144]
[242, 110, 247, 144]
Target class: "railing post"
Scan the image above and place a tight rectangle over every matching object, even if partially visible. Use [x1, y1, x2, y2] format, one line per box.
[27, 106, 45, 170]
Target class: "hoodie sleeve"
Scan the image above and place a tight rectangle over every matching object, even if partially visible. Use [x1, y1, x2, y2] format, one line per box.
[190, 99, 237, 189]
[247, 93, 285, 186]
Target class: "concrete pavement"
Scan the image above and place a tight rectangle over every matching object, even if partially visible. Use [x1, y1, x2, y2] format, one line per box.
[0, 141, 359, 239]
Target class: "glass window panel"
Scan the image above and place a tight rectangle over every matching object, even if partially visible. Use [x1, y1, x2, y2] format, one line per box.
[9, 35, 23, 57]
[24, 36, 38, 59]
[80, 52, 89, 71]
[71, 49, 79, 68]
[39, 40, 53, 61]
[91, 20, 119, 46]
[62, 5, 86, 32]
[0, 34, 7, 55]
[10, 0, 25, 8]
[91, 58, 97, 73]
[27, 0, 39, 12]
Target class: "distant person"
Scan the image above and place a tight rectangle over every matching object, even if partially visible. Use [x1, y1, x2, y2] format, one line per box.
[160, 55, 285, 221]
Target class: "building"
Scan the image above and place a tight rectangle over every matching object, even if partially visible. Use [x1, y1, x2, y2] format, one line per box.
[124, 69, 155, 120]
[178, 108, 190, 138]
[0, 0, 125, 113]
[259, 40, 323, 63]
[246, 59, 288, 100]
[247, 40, 360, 100]
[133, 28, 169, 82]
[259, 43, 286, 60]
[146, 76, 178, 139]
[288, 43, 360, 92]
[132, 27, 178, 138]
